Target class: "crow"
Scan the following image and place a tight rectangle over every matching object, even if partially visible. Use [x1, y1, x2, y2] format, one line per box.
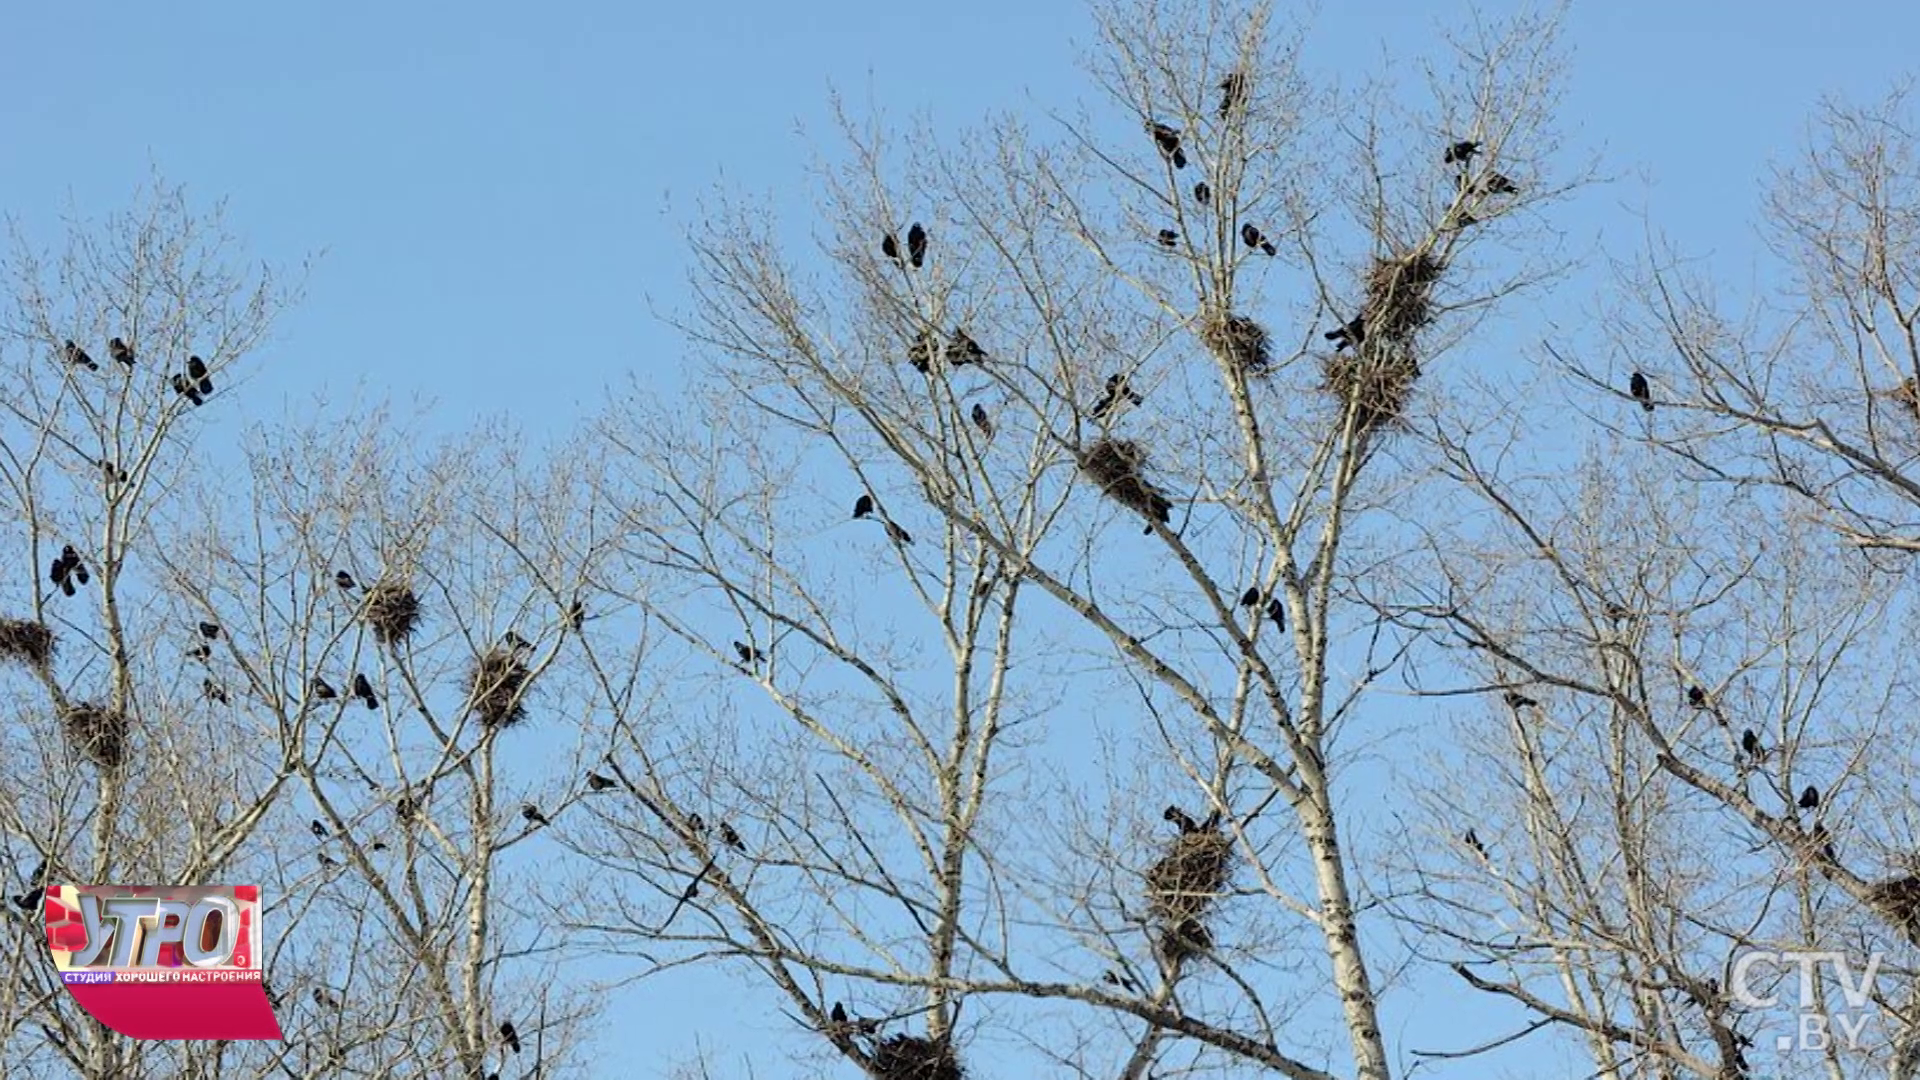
[1265, 597, 1285, 631]
[352, 674, 378, 709]
[522, 803, 549, 826]
[502, 630, 531, 655]
[1741, 729, 1761, 757]
[170, 373, 205, 406]
[312, 986, 339, 1009]
[72, 557, 88, 587]
[1687, 686, 1708, 708]
[830, 1002, 848, 1026]
[1090, 373, 1143, 418]
[1811, 823, 1836, 861]
[1479, 172, 1519, 196]
[12, 885, 45, 913]
[1504, 691, 1540, 709]
[881, 232, 903, 263]
[317, 853, 337, 868]
[310, 820, 329, 839]
[100, 458, 128, 484]
[1147, 122, 1187, 168]
[109, 337, 135, 368]
[566, 599, 586, 631]
[1162, 805, 1199, 833]
[199, 621, 221, 640]
[1324, 316, 1365, 352]
[719, 822, 745, 851]
[1238, 586, 1261, 607]
[202, 679, 229, 705]
[1799, 785, 1821, 810]
[188, 641, 212, 663]
[1240, 223, 1265, 249]
[500, 1022, 521, 1053]
[1217, 73, 1246, 119]
[187, 355, 213, 396]
[854, 494, 875, 519]
[1199, 808, 1222, 831]
[1193, 181, 1211, 205]
[371, 842, 388, 852]
[906, 223, 928, 269]
[971, 402, 993, 438]
[1465, 828, 1488, 858]
[947, 328, 988, 366]
[310, 677, 338, 701]
[335, 570, 357, 591]
[1630, 371, 1653, 412]
[884, 520, 913, 545]
[65, 340, 99, 371]
[586, 771, 617, 792]
[1260, 240, 1276, 256]
[733, 641, 765, 664]
[1444, 139, 1481, 165]
[1157, 229, 1178, 249]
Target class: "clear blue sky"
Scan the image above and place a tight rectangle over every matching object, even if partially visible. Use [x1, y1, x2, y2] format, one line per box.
[6, 1, 1919, 1076]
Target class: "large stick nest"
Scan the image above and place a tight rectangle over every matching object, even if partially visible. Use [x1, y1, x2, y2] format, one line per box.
[1870, 875, 1920, 937]
[361, 580, 422, 645]
[1146, 827, 1233, 961]
[871, 1034, 965, 1080]
[61, 702, 130, 770]
[1362, 251, 1443, 343]
[0, 617, 54, 669]
[1322, 346, 1422, 434]
[1317, 251, 1443, 432]
[1198, 310, 1273, 375]
[468, 647, 533, 729]
[1078, 438, 1172, 525]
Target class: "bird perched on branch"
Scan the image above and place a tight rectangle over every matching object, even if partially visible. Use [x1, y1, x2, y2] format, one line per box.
[351, 673, 378, 709]
[1162, 805, 1200, 833]
[335, 570, 358, 591]
[64, 340, 98, 371]
[1629, 371, 1653, 412]
[1147, 122, 1187, 168]
[108, 337, 135, 368]
[522, 803, 549, 827]
[1217, 73, 1246, 119]
[586, 771, 617, 792]
[906, 223, 928, 269]
[970, 403, 993, 438]
[1503, 691, 1539, 709]
[1444, 139, 1481, 165]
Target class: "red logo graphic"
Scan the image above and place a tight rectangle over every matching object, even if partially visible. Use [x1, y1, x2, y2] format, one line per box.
[44, 885, 283, 1040]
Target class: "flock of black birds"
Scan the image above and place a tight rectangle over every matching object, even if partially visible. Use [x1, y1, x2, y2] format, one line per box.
[47, 545, 88, 597]
[62, 334, 215, 407]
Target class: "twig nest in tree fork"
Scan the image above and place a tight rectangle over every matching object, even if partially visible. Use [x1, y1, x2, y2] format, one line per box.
[1869, 875, 1920, 937]
[360, 580, 422, 645]
[1145, 826, 1234, 958]
[1321, 344, 1422, 434]
[468, 647, 533, 729]
[1198, 309, 1273, 375]
[870, 1034, 966, 1080]
[0, 617, 55, 669]
[61, 702, 130, 770]
[1078, 438, 1173, 524]
[1363, 251, 1443, 344]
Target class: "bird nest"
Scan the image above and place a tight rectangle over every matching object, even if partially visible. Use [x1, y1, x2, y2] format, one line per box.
[361, 581, 422, 645]
[61, 702, 130, 770]
[1871, 875, 1920, 937]
[1199, 310, 1273, 376]
[871, 1034, 965, 1080]
[468, 647, 532, 729]
[1362, 251, 1444, 344]
[1078, 439, 1172, 525]
[1322, 346, 1422, 434]
[0, 617, 54, 669]
[1145, 827, 1233, 958]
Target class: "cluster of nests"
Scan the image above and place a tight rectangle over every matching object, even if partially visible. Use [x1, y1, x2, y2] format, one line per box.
[1078, 439, 1174, 529]
[359, 580, 422, 646]
[0, 617, 55, 670]
[1319, 251, 1444, 434]
[1144, 812, 1234, 965]
[467, 646, 533, 729]
[870, 1034, 964, 1080]
[61, 702, 130, 770]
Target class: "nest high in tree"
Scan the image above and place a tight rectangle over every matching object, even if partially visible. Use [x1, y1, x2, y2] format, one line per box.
[1079, 438, 1173, 526]
[871, 1034, 965, 1080]
[1322, 251, 1444, 433]
[0, 617, 54, 669]
[468, 647, 533, 729]
[1323, 344, 1422, 435]
[1198, 309, 1273, 376]
[1145, 826, 1233, 962]
[361, 580, 422, 645]
[61, 703, 129, 770]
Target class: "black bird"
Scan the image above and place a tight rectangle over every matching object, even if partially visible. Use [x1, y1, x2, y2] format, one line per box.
[500, 1022, 521, 1053]
[371, 842, 388, 852]
[1799, 785, 1821, 810]
[72, 558, 88, 587]
[1264, 597, 1285, 632]
[687, 812, 707, 833]
[1444, 139, 1481, 165]
[830, 1002, 848, 1026]
[317, 853, 337, 868]
[65, 340, 99, 371]
[100, 458, 128, 484]
[50, 547, 78, 596]
[1260, 240, 1277, 256]
[947, 328, 988, 366]
[188, 640, 212, 663]
[109, 337, 135, 368]
[199, 621, 221, 640]
[1741, 729, 1762, 757]
[881, 232, 902, 263]
[1193, 181, 1211, 205]
[566, 599, 586, 631]
[1465, 828, 1488, 858]
[906, 223, 928, 269]
[1199, 808, 1221, 831]
[586, 771, 617, 792]
[335, 570, 357, 591]
[310, 677, 338, 700]
[312, 986, 338, 1009]
[1217, 73, 1246, 119]
[853, 494, 874, 519]
[310, 820, 329, 839]
[970, 402, 993, 438]
[352, 674, 378, 709]
[522, 803, 549, 827]
[883, 520, 913, 545]
[170, 373, 205, 406]
[1504, 691, 1540, 709]
[502, 630, 531, 654]
[1090, 373, 1144, 419]
[1147, 122, 1187, 169]
[1811, 823, 1836, 861]
[719, 822, 745, 851]
[733, 641, 765, 664]
[202, 679, 229, 705]
[1479, 172, 1519, 196]
[187, 355, 213, 396]
[1162, 805, 1200, 833]
[1240, 223, 1264, 250]
[1687, 686, 1708, 708]
[1324, 316, 1365, 352]
[1238, 586, 1262, 608]
[1156, 229, 1178, 249]
[12, 885, 45, 913]
[1629, 371, 1653, 412]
